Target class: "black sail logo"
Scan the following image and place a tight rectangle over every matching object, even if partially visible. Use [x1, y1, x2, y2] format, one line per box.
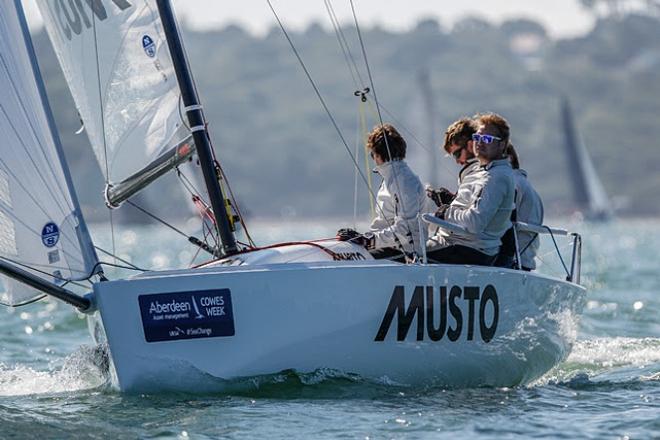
[48, 0, 133, 41]
[374, 285, 499, 343]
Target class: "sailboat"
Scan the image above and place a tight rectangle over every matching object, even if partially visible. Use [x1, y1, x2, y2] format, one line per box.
[0, 0, 586, 393]
[560, 98, 612, 221]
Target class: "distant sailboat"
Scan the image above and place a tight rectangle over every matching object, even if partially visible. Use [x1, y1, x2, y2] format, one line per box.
[560, 98, 612, 221]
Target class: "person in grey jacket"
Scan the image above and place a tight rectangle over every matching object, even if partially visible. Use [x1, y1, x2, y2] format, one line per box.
[337, 124, 425, 261]
[508, 144, 544, 270]
[427, 113, 515, 265]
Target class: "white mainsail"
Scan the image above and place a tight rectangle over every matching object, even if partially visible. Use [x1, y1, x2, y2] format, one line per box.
[0, 0, 98, 306]
[36, 0, 190, 201]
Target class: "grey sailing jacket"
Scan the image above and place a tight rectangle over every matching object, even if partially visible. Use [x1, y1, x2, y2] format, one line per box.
[370, 159, 426, 255]
[514, 169, 544, 269]
[428, 158, 515, 256]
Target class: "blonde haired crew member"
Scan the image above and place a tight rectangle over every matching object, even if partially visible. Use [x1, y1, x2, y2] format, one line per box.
[427, 113, 515, 265]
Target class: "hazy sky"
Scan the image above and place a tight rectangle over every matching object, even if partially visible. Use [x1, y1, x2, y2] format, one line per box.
[24, 0, 595, 37]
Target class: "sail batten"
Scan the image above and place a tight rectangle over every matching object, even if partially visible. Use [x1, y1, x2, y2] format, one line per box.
[0, 0, 99, 306]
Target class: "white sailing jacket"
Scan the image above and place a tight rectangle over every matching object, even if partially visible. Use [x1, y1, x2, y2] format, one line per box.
[427, 158, 482, 240]
[370, 159, 426, 255]
[514, 169, 544, 269]
[429, 159, 515, 256]
[458, 159, 481, 184]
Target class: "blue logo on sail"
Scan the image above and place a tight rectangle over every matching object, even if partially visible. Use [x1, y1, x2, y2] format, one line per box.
[41, 222, 59, 248]
[142, 35, 156, 58]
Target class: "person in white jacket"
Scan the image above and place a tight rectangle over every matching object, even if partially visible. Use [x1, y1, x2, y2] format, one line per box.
[427, 113, 515, 265]
[337, 124, 425, 261]
[426, 117, 480, 206]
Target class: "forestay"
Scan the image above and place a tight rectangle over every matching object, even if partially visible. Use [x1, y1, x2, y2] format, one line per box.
[36, 0, 191, 200]
[0, 0, 98, 306]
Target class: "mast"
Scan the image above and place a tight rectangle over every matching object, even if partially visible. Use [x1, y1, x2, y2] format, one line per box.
[156, 0, 238, 256]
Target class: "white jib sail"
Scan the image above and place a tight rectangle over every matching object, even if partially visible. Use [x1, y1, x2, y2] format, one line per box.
[0, 0, 98, 306]
[36, 0, 189, 189]
[576, 133, 610, 216]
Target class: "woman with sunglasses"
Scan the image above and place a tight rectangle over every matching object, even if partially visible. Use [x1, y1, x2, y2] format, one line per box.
[426, 113, 515, 266]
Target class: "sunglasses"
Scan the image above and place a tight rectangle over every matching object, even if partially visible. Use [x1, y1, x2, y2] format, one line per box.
[472, 133, 502, 144]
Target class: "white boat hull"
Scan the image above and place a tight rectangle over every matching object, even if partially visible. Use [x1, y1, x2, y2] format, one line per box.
[92, 251, 585, 392]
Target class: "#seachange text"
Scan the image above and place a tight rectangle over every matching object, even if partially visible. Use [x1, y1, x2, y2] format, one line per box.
[375, 284, 499, 343]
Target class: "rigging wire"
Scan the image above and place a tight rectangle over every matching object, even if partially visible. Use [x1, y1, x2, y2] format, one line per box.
[214, 160, 256, 247]
[0, 255, 89, 289]
[175, 167, 222, 253]
[323, 0, 365, 89]
[534, 238, 571, 279]
[325, 0, 450, 226]
[324, 0, 455, 180]
[4, 294, 47, 308]
[546, 227, 570, 277]
[325, 0, 374, 225]
[94, 246, 142, 271]
[90, 260, 147, 274]
[347, 0, 416, 259]
[124, 199, 217, 257]
[266, 0, 408, 259]
[352, 110, 360, 227]
[89, 7, 116, 265]
[126, 199, 189, 239]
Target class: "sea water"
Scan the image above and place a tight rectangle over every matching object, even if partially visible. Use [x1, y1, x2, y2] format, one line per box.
[0, 220, 658, 439]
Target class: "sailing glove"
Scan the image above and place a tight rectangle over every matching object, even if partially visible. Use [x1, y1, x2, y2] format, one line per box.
[336, 228, 375, 249]
[426, 187, 455, 206]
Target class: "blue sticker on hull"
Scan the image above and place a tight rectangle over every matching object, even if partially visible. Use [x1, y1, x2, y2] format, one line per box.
[138, 289, 235, 343]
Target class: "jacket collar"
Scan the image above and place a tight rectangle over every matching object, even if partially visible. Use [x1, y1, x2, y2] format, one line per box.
[374, 158, 404, 178]
[459, 158, 479, 175]
[481, 158, 511, 171]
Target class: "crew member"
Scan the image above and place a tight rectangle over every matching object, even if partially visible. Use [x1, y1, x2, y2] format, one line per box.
[427, 113, 515, 265]
[499, 143, 544, 271]
[337, 124, 425, 261]
[427, 117, 480, 207]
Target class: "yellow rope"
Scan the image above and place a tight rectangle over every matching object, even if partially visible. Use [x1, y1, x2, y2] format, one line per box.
[358, 100, 375, 218]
